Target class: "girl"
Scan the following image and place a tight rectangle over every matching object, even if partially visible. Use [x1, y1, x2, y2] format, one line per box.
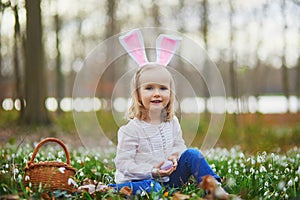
[109, 29, 226, 196]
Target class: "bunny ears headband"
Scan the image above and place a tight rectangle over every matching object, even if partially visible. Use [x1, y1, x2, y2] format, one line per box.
[119, 29, 182, 67]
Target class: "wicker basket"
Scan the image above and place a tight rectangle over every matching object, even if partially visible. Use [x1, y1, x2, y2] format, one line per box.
[24, 138, 76, 193]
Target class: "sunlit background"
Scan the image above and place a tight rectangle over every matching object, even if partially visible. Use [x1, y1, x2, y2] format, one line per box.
[0, 0, 300, 114]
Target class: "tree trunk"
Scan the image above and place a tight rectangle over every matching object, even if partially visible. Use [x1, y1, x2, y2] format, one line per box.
[152, 0, 160, 26]
[13, 4, 25, 113]
[21, 0, 50, 125]
[102, 0, 119, 98]
[229, 0, 238, 113]
[55, 14, 63, 114]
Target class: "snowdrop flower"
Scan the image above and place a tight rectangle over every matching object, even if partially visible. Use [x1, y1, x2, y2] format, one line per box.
[85, 157, 91, 162]
[13, 168, 19, 174]
[239, 152, 244, 158]
[68, 178, 78, 187]
[79, 171, 84, 177]
[295, 176, 298, 182]
[287, 179, 293, 187]
[25, 175, 30, 181]
[5, 164, 9, 169]
[227, 177, 235, 187]
[264, 181, 269, 187]
[278, 181, 285, 190]
[17, 174, 22, 182]
[260, 165, 267, 173]
[58, 167, 65, 174]
[234, 170, 239, 175]
[284, 168, 290, 173]
[58, 151, 64, 158]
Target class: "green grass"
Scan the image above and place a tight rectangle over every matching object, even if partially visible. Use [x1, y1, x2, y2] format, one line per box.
[0, 110, 300, 198]
[0, 143, 299, 199]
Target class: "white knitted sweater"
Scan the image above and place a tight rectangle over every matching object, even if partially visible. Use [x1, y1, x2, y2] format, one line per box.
[114, 116, 187, 183]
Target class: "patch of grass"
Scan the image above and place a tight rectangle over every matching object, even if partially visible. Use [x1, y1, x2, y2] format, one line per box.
[0, 144, 299, 199]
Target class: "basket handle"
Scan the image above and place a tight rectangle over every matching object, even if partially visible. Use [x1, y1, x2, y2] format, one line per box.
[28, 137, 71, 165]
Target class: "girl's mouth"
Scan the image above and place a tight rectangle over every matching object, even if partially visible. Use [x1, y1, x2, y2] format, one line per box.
[151, 100, 162, 103]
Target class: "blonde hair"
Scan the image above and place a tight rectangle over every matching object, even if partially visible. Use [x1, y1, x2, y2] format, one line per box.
[127, 64, 175, 122]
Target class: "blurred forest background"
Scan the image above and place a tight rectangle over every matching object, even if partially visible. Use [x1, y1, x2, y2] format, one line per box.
[0, 0, 300, 151]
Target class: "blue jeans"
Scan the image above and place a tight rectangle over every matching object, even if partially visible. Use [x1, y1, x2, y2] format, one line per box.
[109, 148, 221, 194]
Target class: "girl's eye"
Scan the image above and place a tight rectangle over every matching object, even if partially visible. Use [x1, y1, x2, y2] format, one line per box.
[160, 87, 168, 90]
[145, 86, 153, 90]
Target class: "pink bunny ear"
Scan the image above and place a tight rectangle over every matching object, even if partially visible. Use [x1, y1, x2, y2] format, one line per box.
[156, 34, 182, 66]
[119, 29, 149, 67]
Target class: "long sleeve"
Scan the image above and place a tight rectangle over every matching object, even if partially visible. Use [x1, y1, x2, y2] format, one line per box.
[114, 122, 153, 183]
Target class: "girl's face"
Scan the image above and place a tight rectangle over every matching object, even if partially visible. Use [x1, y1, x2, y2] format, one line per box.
[138, 66, 171, 113]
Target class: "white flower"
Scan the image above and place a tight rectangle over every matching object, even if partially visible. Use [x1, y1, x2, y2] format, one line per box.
[227, 177, 235, 187]
[295, 176, 299, 182]
[260, 166, 267, 173]
[234, 170, 239, 175]
[257, 156, 262, 163]
[264, 181, 269, 187]
[13, 168, 19, 174]
[140, 190, 147, 196]
[58, 167, 65, 174]
[58, 151, 64, 158]
[284, 168, 290, 173]
[251, 158, 255, 165]
[68, 178, 78, 187]
[239, 152, 244, 158]
[287, 179, 293, 187]
[79, 171, 84, 177]
[17, 174, 22, 182]
[5, 164, 9, 169]
[25, 175, 30, 181]
[278, 181, 285, 190]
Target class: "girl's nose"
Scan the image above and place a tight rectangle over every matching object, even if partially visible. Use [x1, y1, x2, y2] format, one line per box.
[153, 88, 160, 96]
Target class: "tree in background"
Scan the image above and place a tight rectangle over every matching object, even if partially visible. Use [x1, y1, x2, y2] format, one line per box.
[281, 0, 289, 107]
[228, 0, 239, 113]
[0, 1, 11, 79]
[21, 0, 50, 124]
[12, 1, 25, 113]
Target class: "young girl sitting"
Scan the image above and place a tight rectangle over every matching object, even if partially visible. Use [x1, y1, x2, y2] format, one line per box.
[108, 29, 227, 196]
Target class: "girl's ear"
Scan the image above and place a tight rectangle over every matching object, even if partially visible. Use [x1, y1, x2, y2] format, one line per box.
[119, 29, 149, 67]
[156, 34, 182, 66]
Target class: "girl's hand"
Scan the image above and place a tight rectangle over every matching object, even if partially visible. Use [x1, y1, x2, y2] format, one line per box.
[168, 154, 179, 169]
[152, 161, 176, 178]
